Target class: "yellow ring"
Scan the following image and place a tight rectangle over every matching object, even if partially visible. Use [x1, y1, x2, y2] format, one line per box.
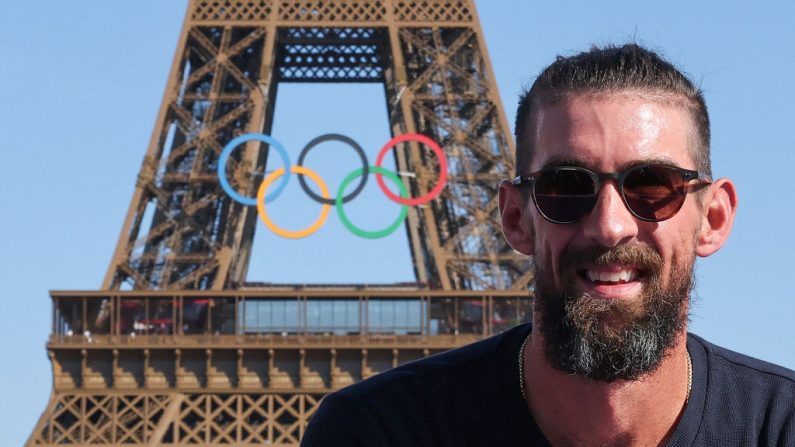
[256, 166, 331, 239]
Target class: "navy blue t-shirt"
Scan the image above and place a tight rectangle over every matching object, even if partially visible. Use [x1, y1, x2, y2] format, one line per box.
[302, 323, 795, 446]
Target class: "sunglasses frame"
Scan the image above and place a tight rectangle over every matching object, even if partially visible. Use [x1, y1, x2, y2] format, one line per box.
[512, 163, 712, 224]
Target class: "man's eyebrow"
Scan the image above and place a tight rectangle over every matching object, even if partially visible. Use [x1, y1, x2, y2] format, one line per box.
[539, 156, 592, 169]
[538, 155, 684, 171]
[623, 156, 682, 169]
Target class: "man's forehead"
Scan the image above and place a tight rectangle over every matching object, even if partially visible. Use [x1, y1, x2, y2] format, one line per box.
[530, 94, 695, 171]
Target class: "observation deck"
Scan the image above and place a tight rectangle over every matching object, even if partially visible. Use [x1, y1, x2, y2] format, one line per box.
[48, 288, 531, 392]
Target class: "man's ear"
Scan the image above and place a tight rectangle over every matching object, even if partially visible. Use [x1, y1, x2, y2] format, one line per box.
[499, 180, 534, 256]
[696, 177, 738, 257]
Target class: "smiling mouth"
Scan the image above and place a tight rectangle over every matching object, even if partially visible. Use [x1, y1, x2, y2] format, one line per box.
[578, 267, 646, 285]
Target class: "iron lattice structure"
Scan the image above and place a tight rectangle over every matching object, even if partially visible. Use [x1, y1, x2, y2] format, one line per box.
[30, 1, 533, 445]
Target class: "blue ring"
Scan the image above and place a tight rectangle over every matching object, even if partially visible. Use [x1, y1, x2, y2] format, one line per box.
[217, 133, 291, 205]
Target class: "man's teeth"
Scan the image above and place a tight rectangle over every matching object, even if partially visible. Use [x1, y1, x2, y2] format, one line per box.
[586, 269, 638, 283]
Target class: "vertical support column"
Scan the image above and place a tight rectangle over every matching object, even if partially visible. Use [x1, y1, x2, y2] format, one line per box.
[102, 3, 194, 290]
[219, 19, 281, 288]
[385, 15, 448, 289]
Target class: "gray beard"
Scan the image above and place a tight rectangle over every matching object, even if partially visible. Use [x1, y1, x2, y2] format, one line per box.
[534, 243, 693, 382]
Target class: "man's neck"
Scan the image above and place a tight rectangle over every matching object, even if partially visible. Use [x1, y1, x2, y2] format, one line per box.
[522, 321, 690, 447]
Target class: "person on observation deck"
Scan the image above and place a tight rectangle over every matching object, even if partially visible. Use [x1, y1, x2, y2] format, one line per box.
[302, 43, 795, 447]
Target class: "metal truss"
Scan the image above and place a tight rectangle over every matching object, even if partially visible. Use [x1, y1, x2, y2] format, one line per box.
[275, 27, 389, 82]
[30, 392, 323, 445]
[32, 1, 535, 445]
[190, 1, 475, 23]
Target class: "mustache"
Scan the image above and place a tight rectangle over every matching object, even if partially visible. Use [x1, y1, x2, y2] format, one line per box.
[559, 243, 663, 277]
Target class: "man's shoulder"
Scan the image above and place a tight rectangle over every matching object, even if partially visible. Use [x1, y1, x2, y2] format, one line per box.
[690, 333, 795, 385]
[301, 324, 535, 446]
[686, 333, 795, 445]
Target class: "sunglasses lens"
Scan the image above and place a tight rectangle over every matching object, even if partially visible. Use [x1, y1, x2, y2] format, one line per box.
[623, 166, 686, 221]
[534, 168, 597, 223]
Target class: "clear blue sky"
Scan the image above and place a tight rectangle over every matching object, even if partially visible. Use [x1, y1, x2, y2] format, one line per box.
[1, 1, 793, 444]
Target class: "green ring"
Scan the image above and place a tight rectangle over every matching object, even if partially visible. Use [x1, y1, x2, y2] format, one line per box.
[336, 166, 409, 239]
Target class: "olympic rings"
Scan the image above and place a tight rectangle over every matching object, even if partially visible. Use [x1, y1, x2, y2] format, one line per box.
[374, 134, 448, 206]
[217, 132, 448, 239]
[336, 167, 408, 239]
[297, 134, 368, 205]
[218, 134, 291, 206]
[257, 166, 331, 239]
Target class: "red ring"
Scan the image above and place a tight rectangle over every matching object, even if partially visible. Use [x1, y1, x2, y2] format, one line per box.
[374, 134, 448, 206]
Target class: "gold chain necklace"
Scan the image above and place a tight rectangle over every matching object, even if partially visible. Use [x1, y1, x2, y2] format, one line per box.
[518, 332, 693, 402]
[686, 349, 692, 401]
[518, 331, 531, 401]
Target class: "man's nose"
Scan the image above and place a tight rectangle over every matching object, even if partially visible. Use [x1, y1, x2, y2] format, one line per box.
[581, 181, 639, 247]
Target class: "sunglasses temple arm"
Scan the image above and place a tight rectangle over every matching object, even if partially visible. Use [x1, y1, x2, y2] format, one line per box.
[512, 176, 532, 186]
[697, 172, 713, 184]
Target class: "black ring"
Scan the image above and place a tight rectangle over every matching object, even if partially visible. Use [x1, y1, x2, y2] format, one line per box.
[296, 134, 369, 205]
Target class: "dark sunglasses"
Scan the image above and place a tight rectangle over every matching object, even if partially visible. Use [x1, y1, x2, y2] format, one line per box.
[513, 164, 712, 224]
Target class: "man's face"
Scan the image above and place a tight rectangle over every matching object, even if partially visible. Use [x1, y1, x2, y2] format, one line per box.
[525, 94, 703, 381]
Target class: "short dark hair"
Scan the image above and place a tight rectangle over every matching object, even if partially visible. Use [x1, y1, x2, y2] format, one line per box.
[514, 43, 710, 177]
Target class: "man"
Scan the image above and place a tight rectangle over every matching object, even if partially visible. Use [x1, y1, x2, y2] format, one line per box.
[302, 44, 795, 446]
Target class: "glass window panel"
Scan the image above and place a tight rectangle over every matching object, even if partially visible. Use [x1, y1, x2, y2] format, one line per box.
[273, 301, 285, 329]
[492, 297, 532, 334]
[146, 298, 175, 335]
[348, 301, 359, 332]
[307, 301, 324, 331]
[307, 301, 320, 329]
[459, 298, 483, 334]
[430, 297, 455, 335]
[368, 299, 422, 334]
[56, 298, 84, 335]
[408, 301, 422, 332]
[369, 300, 381, 330]
[320, 301, 332, 330]
[330, 301, 349, 334]
[284, 301, 300, 332]
[240, 299, 301, 334]
[210, 297, 236, 334]
[395, 302, 407, 328]
[182, 298, 209, 334]
[120, 298, 146, 335]
[240, 300, 254, 331]
[306, 300, 358, 334]
[405, 300, 421, 334]
[85, 298, 111, 335]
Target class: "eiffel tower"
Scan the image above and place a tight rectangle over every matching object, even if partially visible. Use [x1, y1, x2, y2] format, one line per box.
[29, 1, 532, 445]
